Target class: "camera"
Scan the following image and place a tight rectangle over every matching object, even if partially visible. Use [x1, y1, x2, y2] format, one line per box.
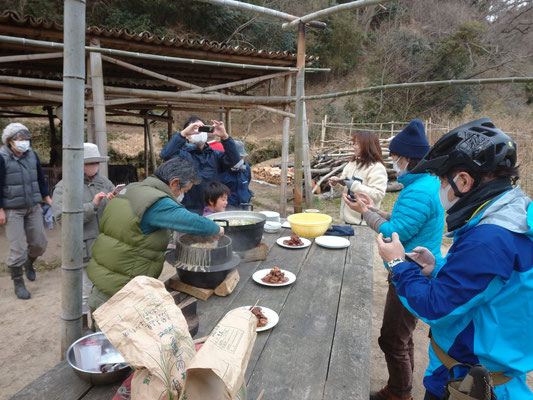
[198, 125, 215, 133]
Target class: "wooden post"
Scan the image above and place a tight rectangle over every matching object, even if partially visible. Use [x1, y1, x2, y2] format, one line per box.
[167, 106, 173, 142]
[89, 38, 108, 177]
[428, 118, 432, 144]
[302, 103, 313, 209]
[390, 122, 394, 138]
[293, 22, 306, 213]
[144, 117, 157, 174]
[144, 123, 149, 178]
[279, 74, 292, 218]
[86, 109, 95, 143]
[349, 117, 354, 137]
[320, 114, 327, 149]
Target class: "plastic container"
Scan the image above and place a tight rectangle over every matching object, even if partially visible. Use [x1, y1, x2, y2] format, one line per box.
[287, 213, 332, 238]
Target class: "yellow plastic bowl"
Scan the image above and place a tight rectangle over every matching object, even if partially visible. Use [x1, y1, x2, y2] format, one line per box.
[287, 213, 332, 238]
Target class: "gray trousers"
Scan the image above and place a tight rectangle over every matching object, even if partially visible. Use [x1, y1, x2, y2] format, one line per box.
[4, 203, 47, 267]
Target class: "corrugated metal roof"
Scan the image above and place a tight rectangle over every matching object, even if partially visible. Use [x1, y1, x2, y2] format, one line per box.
[0, 10, 316, 62]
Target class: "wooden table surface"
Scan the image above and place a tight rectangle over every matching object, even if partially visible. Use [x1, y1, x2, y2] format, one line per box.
[11, 226, 374, 400]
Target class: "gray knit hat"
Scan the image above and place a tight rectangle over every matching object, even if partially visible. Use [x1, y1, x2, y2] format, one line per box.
[2, 123, 32, 145]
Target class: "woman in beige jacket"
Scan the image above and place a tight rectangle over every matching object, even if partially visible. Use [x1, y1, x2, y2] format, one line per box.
[329, 131, 388, 225]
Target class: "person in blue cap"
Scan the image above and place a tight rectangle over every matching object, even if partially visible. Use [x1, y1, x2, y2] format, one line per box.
[220, 140, 253, 210]
[344, 119, 445, 400]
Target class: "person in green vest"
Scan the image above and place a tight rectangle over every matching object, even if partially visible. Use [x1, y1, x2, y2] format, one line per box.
[87, 157, 223, 311]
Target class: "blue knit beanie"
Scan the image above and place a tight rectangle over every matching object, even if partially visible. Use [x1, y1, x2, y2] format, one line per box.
[389, 119, 429, 159]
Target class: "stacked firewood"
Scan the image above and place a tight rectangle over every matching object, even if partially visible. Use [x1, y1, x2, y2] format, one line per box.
[252, 165, 294, 185]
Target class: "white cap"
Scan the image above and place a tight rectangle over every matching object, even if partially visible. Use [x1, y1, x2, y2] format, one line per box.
[2, 122, 32, 145]
[84, 143, 109, 163]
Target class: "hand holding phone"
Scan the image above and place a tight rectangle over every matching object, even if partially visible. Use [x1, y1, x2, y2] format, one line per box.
[198, 125, 215, 133]
[112, 184, 126, 196]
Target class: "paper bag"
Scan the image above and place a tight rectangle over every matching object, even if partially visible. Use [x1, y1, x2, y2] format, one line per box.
[183, 308, 257, 400]
[94, 276, 195, 400]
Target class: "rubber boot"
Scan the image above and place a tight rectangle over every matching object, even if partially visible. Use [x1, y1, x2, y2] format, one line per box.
[9, 266, 31, 300]
[370, 386, 412, 400]
[24, 256, 37, 281]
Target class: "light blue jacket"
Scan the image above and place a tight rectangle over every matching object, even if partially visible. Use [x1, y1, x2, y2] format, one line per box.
[379, 172, 445, 259]
[392, 187, 533, 399]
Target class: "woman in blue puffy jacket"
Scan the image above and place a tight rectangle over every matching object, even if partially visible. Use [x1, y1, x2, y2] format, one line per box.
[377, 118, 533, 400]
[344, 119, 445, 400]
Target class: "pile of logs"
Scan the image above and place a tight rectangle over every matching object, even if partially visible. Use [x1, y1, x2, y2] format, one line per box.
[252, 165, 294, 185]
[311, 137, 401, 195]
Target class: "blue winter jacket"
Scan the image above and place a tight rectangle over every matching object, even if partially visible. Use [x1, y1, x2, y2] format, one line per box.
[220, 162, 253, 208]
[379, 172, 445, 259]
[391, 187, 533, 399]
[159, 134, 240, 214]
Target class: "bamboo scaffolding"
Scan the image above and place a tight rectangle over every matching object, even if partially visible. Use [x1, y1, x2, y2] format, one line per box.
[182, 71, 293, 94]
[90, 39, 108, 177]
[0, 35, 330, 72]
[256, 105, 295, 118]
[282, 0, 385, 30]
[293, 23, 306, 213]
[0, 84, 63, 103]
[0, 51, 63, 63]
[303, 77, 533, 101]
[108, 109, 173, 122]
[101, 54, 201, 90]
[279, 74, 292, 217]
[195, 0, 326, 29]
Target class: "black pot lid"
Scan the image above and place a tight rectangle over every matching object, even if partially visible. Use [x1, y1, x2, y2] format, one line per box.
[166, 252, 241, 273]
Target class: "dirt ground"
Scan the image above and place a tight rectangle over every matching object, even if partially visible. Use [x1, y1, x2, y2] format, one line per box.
[0, 180, 531, 399]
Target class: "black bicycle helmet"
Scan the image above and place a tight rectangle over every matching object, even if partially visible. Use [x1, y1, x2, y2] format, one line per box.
[411, 118, 517, 176]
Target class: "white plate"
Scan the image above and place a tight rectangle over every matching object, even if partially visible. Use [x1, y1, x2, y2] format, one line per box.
[281, 221, 291, 229]
[236, 306, 279, 332]
[314, 235, 351, 249]
[276, 236, 311, 249]
[252, 269, 296, 287]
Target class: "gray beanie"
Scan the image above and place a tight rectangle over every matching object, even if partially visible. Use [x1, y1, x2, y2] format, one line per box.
[2, 123, 32, 145]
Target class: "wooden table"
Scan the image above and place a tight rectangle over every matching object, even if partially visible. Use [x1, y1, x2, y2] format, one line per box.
[11, 226, 374, 400]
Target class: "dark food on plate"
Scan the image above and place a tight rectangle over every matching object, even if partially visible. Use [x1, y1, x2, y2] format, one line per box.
[250, 306, 268, 328]
[283, 235, 304, 247]
[261, 267, 289, 284]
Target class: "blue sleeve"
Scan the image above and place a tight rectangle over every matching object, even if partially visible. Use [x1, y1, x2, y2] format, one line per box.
[0, 156, 5, 208]
[140, 197, 220, 236]
[34, 152, 50, 197]
[217, 137, 241, 170]
[391, 225, 513, 325]
[378, 189, 433, 245]
[160, 132, 186, 160]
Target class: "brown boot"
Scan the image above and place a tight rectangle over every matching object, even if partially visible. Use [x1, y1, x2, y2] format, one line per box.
[370, 386, 412, 400]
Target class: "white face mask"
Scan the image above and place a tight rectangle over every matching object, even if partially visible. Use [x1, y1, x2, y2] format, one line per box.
[231, 159, 245, 171]
[189, 131, 208, 144]
[392, 156, 407, 176]
[13, 140, 30, 153]
[439, 175, 460, 211]
[177, 192, 185, 203]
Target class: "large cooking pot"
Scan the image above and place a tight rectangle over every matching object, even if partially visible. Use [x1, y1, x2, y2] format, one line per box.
[207, 210, 267, 252]
[166, 234, 240, 289]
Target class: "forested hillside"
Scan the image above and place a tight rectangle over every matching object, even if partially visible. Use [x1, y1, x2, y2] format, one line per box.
[1, 0, 531, 123]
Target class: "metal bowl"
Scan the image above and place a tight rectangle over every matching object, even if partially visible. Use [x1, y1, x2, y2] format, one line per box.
[66, 332, 131, 385]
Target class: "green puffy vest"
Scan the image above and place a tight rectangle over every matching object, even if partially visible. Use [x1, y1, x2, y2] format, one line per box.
[87, 176, 175, 297]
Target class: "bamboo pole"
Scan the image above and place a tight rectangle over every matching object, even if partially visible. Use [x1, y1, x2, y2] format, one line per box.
[293, 23, 306, 213]
[0, 84, 63, 103]
[303, 76, 533, 101]
[0, 52, 63, 63]
[225, 108, 232, 136]
[320, 114, 327, 149]
[302, 103, 313, 209]
[195, 0, 326, 29]
[61, 0, 85, 357]
[89, 39, 108, 177]
[182, 71, 293, 94]
[101, 54, 201, 90]
[256, 105, 295, 118]
[0, 35, 330, 72]
[86, 109, 95, 142]
[279, 74, 292, 217]
[108, 109, 173, 122]
[282, 0, 385, 30]
[144, 123, 149, 178]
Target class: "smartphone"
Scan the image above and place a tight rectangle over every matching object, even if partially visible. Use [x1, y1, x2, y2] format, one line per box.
[405, 254, 424, 270]
[198, 125, 215, 133]
[112, 184, 126, 195]
[346, 194, 357, 202]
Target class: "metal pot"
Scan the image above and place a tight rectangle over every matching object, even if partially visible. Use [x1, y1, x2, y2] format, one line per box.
[166, 234, 241, 289]
[207, 210, 267, 252]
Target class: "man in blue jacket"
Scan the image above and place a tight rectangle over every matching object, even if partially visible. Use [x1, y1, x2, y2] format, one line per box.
[220, 140, 253, 209]
[377, 118, 533, 400]
[160, 116, 240, 214]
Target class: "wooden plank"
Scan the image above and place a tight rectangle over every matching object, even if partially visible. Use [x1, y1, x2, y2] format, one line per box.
[167, 279, 214, 301]
[323, 227, 374, 400]
[349, 226, 375, 266]
[10, 360, 91, 400]
[245, 242, 348, 400]
[80, 381, 124, 400]
[214, 268, 240, 296]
